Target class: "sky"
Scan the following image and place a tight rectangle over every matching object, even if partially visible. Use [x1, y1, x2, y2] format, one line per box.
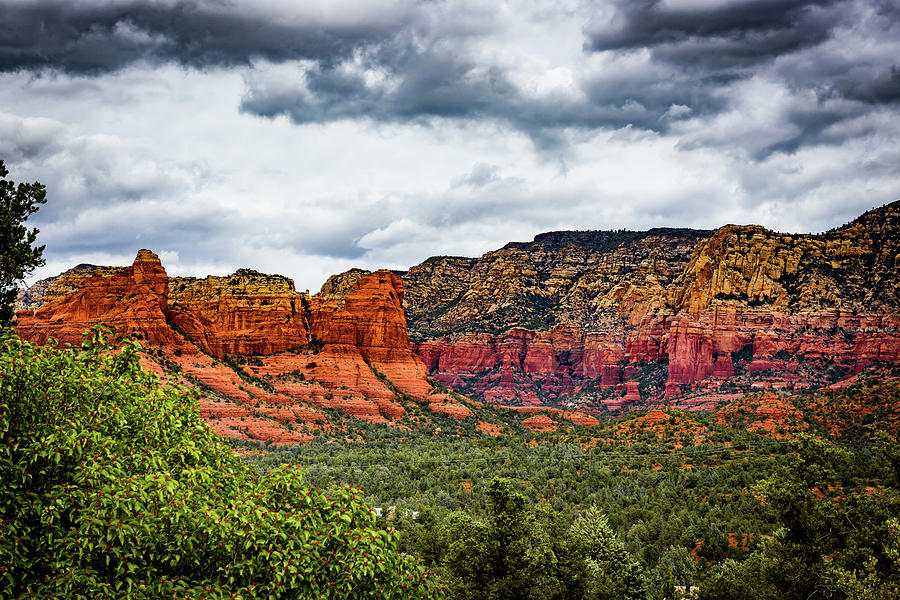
[2, 0, 899, 292]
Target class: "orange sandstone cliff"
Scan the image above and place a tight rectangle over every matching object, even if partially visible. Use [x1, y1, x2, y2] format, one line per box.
[16, 250, 179, 347]
[16, 251, 495, 443]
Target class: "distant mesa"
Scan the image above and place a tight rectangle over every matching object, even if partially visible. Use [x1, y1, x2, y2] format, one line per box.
[402, 201, 900, 412]
[13, 201, 900, 441]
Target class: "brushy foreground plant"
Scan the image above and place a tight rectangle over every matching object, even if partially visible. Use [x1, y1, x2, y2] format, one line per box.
[0, 326, 438, 599]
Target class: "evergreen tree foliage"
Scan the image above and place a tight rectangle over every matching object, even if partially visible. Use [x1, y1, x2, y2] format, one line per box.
[568, 506, 648, 600]
[434, 479, 648, 600]
[648, 545, 697, 600]
[698, 434, 900, 600]
[440, 478, 556, 600]
[0, 160, 46, 324]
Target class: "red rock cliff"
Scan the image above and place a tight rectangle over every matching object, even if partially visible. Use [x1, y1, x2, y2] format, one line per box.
[167, 270, 309, 356]
[308, 271, 432, 399]
[16, 250, 180, 347]
[406, 202, 900, 411]
[15, 253, 445, 436]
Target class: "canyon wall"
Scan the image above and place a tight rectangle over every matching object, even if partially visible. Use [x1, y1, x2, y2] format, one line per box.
[403, 201, 900, 411]
[14, 201, 900, 424]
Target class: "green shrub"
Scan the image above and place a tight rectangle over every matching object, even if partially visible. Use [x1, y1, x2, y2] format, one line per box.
[0, 326, 437, 599]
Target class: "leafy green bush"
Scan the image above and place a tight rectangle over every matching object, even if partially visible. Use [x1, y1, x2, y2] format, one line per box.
[0, 326, 437, 599]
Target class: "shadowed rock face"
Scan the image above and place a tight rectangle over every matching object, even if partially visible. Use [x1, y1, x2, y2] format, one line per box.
[403, 202, 900, 411]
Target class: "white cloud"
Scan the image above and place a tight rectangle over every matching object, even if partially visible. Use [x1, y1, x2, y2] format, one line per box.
[2, 0, 899, 293]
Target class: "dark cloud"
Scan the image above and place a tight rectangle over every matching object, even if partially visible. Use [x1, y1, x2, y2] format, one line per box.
[240, 39, 689, 148]
[586, 0, 842, 67]
[3, 0, 898, 163]
[842, 65, 900, 103]
[581, 0, 900, 157]
[0, 0, 729, 145]
[239, 34, 528, 125]
[0, 0, 403, 74]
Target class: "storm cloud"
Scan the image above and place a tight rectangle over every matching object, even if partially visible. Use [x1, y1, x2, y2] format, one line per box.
[0, 0, 410, 74]
[0, 0, 898, 290]
[585, 0, 844, 63]
[2, 0, 897, 153]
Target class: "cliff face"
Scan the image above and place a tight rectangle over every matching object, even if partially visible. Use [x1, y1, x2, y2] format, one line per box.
[405, 202, 900, 411]
[403, 229, 709, 337]
[16, 251, 495, 443]
[15, 263, 125, 312]
[167, 270, 309, 356]
[673, 209, 899, 314]
[14, 202, 900, 428]
[16, 250, 177, 347]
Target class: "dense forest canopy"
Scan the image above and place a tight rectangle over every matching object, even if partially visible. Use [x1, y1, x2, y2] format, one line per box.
[2, 329, 900, 598]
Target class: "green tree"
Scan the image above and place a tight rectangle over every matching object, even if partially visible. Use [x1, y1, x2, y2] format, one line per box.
[440, 478, 558, 600]
[832, 434, 900, 599]
[649, 545, 697, 599]
[700, 434, 900, 600]
[0, 160, 46, 324]
[0, 326, 437, 599]
[569, 506, 648, 600]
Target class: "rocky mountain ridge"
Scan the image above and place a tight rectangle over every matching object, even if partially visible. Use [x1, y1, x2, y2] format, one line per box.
[13, 201, 900, 428]
[401, 201, 900, 412]
[15, 263, 125, 312]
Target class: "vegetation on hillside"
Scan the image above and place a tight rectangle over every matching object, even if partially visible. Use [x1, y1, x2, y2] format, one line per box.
[0, 326, 436, 599]
[241, 379, 900, 599]
[3, 320, 899, 598]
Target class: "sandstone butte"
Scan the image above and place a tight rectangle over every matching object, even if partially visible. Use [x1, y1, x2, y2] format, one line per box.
[14, 201, 900, 433]
[16, 250, 504, 444]
[400, 201, 900, 413]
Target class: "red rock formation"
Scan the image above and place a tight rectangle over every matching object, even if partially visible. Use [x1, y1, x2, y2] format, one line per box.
[583, 333, 627, 385]
[309, 271, 433, 401]
[427, 393, 475, 420]
[167, 271, 309, 356]
[16, 250, 183, 348]
[404, 203, 900, 413]
[520, 414, 557, 432]
[412, 309, 900, 408]
[660, 311, 900, 394]
[477, 421, 505, 436]
[15, 253, 449, 439]
[715, 393, 806, 439]
[506, 406, 599, 428]
[16, 200, 900, 429]
[256, 350, 407, 422]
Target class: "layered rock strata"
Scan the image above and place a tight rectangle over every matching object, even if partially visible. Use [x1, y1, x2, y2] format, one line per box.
[16, 250, 178, 347]
[404, 202, 900, 410]
[16, 250, 512, 441]
[14, 201, 899, 423]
